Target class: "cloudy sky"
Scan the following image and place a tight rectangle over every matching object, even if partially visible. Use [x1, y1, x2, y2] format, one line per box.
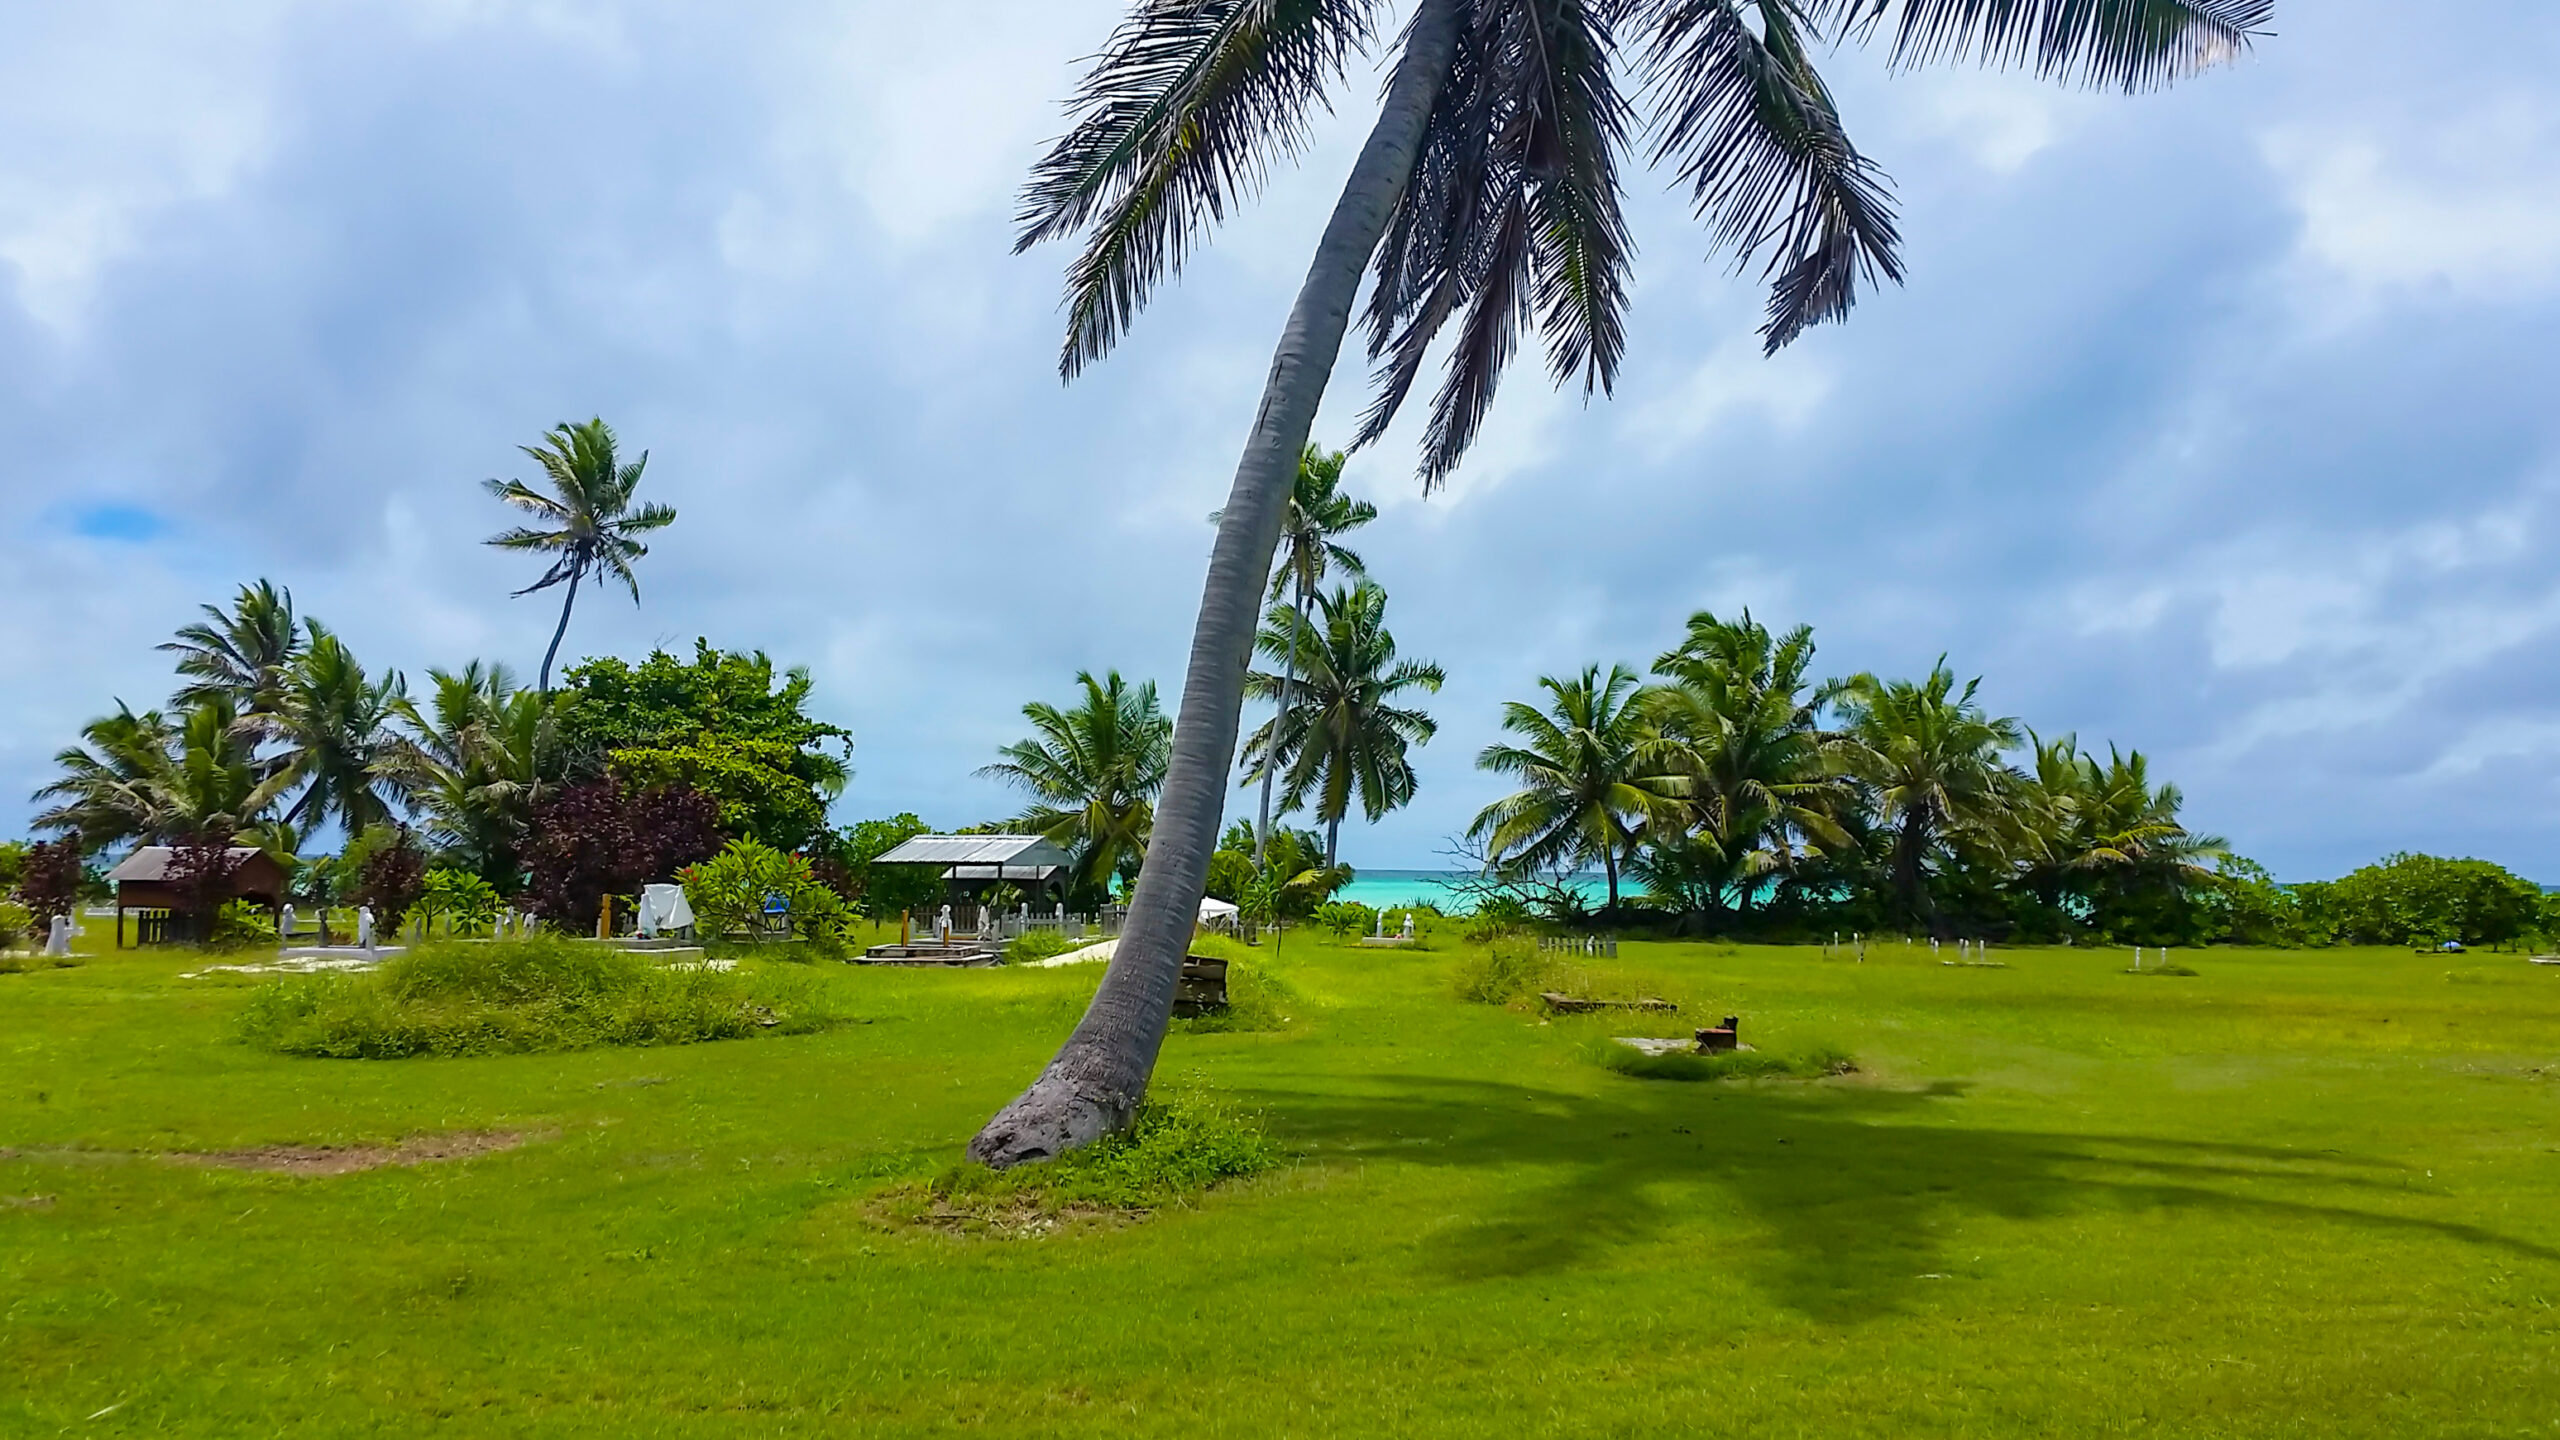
[4, 0, 2556, 880]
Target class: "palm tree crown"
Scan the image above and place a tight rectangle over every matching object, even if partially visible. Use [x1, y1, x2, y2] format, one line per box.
[1243, 579, 1445, 866]
[158, 579, 301, 716]
[1471, 662, 1673, 911]
[394, 661, 558, 891]
[979, 671, 1175, 897]
[1831, 659, 2025, 930]
[33, 697, 291, 849]
[483, 418, 677, 692]
[270, 623, 412, 837]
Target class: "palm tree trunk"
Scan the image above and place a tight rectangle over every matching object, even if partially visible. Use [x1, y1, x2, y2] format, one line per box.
[537, 569, 582, 694]
[1253, 578, 1311, 866]
[1325, 813, 1340, 871]
[1604, 849, 1620, 913]
[968, 0, 1463, 1168]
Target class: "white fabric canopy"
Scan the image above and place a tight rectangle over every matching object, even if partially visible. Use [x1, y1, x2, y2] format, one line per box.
[1197, 896, 1240, 929]
[639, 883, 695, 937]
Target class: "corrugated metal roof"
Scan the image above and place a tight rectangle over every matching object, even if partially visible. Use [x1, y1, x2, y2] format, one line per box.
[108, 845, 267, 882]
[873, 834, 1076, 868]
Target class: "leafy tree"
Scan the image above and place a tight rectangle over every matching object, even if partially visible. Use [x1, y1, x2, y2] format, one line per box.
[678, 838, 849, 945]
[976, 0, 2272, 1164]
[158, 579, 301, 715]
[559, 642, 850, 853]
[1830, 661, 2025, 933]
[2324, 853, 2546, 948]
[482, 418, 678, 692]
[832, 813, 945, 920]
[979, 671, 1172, 900]
[409, 868, 502, 938]
[346, 825, 430, 926]
[1217, 443, 1375, 864]
[1471, 664, 1672, 913]
[1243, 580, 1444, 866]
[16, 837, 85, 925]
[2018, 734, 2226, 942]
[521, 779, 720, 929]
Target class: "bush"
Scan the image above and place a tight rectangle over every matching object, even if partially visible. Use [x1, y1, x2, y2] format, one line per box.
[1592, 1040, 1856, 1083]
[0, 900, 30, 951]
[882, 1086, 1281, 1231]
[1006, 928, 1080, 964]
[237, 936, 830, 1059]
[1313, 900, 1376, 937]
[408, 868, 501, 938]
[679, 838, 849, 953]
[206, 900, 277, 952]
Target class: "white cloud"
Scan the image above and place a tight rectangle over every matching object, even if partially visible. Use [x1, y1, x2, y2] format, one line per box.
[1624, 337, 1832, 462]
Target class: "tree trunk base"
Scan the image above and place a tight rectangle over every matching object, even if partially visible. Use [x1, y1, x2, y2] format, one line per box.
[966, 1054, 1143, 1169]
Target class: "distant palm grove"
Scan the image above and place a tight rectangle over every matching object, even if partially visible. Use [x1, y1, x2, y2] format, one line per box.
[3, 432, 2542, 956]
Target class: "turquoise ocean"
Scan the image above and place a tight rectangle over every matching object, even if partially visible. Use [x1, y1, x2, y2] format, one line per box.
[1328, 868, 1610, 912]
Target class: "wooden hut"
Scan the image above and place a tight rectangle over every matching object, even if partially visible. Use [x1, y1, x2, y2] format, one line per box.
[108, 846, 288, 947]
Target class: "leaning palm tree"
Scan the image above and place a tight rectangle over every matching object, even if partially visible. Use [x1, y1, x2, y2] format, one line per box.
[978, 671, 1175, 897]
[159, 579, 302, 717]
[975, 0, 2273, 1165]
[1470, 664, 1674, 912]
[1242, 579, 1444, 866]
[483, 419, 677, 692]
[1216, 444, 1376, 865]
[1830, 660, 2026, 930]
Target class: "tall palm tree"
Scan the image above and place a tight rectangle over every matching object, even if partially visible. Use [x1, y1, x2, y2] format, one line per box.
[32, 697, 292, 849]
[1636, 609, 1846, 920]
[482, 419, 677, 692]
[1216, 444, 1377, 865]
[1242, 579, 1444, 866]
[1831, 660, 2025, 931]
[270, 624, 412, 836]
[1470, 663, 1673, 912]
[977, 0, 2273, 1165]
[394, 661, 559, 891]
[978, 671, 1175, 896]
[159, 579, 301, 716]
[2023, 733, 2225, 922]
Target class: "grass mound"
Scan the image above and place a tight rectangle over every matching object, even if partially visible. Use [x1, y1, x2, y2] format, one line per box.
[238, 936, 831, 1059]
[1006, 928, 1081, 964]
[1450, 938, 1564, 1004]
[1592, 1039, 1856, 1083]
[878, 1087, 1281, 1236]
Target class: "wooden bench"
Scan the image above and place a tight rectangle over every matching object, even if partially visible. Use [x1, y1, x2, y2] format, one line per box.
[1174, 955, 1229, 1016]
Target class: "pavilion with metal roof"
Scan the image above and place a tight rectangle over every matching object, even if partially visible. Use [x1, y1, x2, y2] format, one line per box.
[872, 834, 1076, 900]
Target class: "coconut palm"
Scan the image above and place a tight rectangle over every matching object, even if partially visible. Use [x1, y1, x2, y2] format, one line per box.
[159, 579, 302, 717]
[482, 419, 677, 692]
[977, 0, 2273, 1165]
[978, 671, 1175, 897]
[1216, 444, 1376, 865]
[394, 661, 559, 891]
[31, 697, 292, 850]
[2020, 733, 2225, 926]
[1635, 609, 1846, 921]
[1242, 579, 1444, 866]
[1470, 664, 1676, 912]
[269, 624, 412, 836]
[1830, 660, 2026, 930]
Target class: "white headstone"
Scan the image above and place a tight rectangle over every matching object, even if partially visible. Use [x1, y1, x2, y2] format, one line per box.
[1402, 912, 1415, 939]
[936, 904, 952, 941]
[279, 904, 297, 945]
[44, 914, 71, 958]
[356, 906, 376, 953]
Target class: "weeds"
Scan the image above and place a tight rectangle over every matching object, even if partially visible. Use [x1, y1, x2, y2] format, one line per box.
[238, 936, 832, 1058]
[1590, 1039, 1856, 1083]
[876, 1086, 1282, 1235]
[1172, 940, 1298, 1034]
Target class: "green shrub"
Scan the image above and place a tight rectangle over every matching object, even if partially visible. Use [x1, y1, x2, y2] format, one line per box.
[1006, 928, 1080, 964]
[237, 936, 830, 1059]
[206, 900, 278, 952]
[407, 869, 501, 938]
[885, 1086, 1281, 1230]
[1591, 1040, 1855, 1083]
[1313, 900, 1376, 937]
[679, 838, 850, 954]
[0, 900, 30, 951]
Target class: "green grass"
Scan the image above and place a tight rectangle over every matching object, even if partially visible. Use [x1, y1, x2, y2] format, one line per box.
[7, 931, 2560, 1434]
[1590, 1036, 1857, 1082]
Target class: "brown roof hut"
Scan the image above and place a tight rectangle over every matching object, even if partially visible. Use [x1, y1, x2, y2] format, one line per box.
[108, 846, 288, 947]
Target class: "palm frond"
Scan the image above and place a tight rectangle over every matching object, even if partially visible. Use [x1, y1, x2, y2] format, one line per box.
[1823, 0, 2270, 91]
[1021, 0, 1378, 377]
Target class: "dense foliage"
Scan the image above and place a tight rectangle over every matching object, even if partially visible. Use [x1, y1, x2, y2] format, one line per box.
[559, 641, 851, 853]
[521, 780, 721, 930]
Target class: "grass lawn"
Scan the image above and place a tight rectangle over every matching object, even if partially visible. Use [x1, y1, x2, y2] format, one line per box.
[6, 927, 2559, 1435]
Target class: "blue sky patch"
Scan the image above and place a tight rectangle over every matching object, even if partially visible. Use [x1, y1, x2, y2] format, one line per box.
[68, 504, 169, 542]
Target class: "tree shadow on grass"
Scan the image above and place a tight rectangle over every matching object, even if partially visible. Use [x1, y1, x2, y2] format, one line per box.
[1238, 1074, 2560, 1322]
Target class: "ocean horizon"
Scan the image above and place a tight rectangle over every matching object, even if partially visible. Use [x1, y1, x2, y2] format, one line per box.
[1329, 868, 1609, 911]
